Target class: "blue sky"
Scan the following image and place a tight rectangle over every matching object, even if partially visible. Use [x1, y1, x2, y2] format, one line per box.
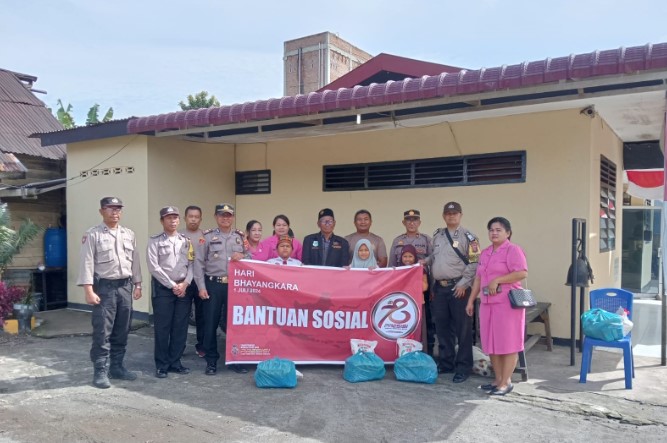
[2, 0, 666, 122]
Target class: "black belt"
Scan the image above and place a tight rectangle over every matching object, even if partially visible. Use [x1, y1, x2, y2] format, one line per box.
[206, 275, 228, 284]
[97, 277, 131, 287]
[437, 277, 461, 287]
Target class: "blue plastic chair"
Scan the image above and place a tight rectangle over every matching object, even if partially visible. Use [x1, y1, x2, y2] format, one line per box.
[579, 288, 634, 389]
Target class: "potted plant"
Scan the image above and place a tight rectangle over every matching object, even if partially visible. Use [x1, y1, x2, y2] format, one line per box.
[0, 281, 27, 332]
[12, 289, 34, 333]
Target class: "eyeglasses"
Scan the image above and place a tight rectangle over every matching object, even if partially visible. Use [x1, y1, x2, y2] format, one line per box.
[103, 207, 122, 213]
[320, 220, 334, 226]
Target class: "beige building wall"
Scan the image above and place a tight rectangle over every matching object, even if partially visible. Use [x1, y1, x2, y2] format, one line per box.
[66, 135, 150, 312]
[235, 108, 622, 338]
[145, 137, 236, 233]
[66, 135, 237, 315]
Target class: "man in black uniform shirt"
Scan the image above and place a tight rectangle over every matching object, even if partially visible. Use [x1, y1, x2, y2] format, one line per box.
[302, 208, 350, 267]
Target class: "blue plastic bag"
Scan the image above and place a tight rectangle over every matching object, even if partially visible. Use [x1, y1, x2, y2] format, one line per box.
[343, 351, 386, 383]
[394, 351, 438, 384]
[581, 308, 624, 341]
[254, 358, 297, 388]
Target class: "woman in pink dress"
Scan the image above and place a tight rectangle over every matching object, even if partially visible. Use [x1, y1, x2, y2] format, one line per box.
[466, 217, 527, 396]
[244, 220, 263, 256]
[252, 214, 303, 261]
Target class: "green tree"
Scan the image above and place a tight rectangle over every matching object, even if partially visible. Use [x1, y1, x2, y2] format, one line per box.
[179, 91, 220, 110]
[50, 101, 114, 128]
[0, 203, 42, 276]
[54, 99, 75, 129]
[86, 104, 114, 125]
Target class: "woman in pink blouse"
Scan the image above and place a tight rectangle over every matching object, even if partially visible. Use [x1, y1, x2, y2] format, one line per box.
[252, 214, 303, 261]
[466, 217, 528, 396]
[244, 220, 263, 256]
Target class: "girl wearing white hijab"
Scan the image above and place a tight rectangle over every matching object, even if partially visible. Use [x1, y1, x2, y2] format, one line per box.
[350, 239, 378, 269]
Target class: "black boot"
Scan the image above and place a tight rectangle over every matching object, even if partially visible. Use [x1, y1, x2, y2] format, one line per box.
[109, 356, 137, 381]
[93, 360, 110, 389]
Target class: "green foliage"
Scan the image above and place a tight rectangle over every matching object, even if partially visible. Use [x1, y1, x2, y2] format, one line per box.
[0, 203, 43, 275]
[51, 100, 114, 128]
[86, 104, 114, 126]
[179, 91, 220, 110]
[54, 99, 75, 129]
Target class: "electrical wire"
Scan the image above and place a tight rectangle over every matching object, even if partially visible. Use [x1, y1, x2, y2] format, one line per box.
[67, 135, 138, 188]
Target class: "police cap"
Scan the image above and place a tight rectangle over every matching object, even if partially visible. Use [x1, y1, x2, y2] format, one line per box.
[159, 206, 180, 218]
[215, 203, 235, 215]
[100, 197, 123, 208]
[443, 201, 462, 213]
[403, 209, 421, 219]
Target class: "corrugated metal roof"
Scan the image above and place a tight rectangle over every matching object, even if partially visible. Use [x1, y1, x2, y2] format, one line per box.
[0, 69, 43, 106]
[32, 118, 133, 147]
[128, 42, 667, 134]
[0, 69, 66, 159]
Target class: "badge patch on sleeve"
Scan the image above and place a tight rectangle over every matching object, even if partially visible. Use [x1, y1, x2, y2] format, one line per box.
[468, 240, 481, 263]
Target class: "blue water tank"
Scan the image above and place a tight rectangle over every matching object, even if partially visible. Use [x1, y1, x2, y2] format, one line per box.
[44, 227, 67, 268]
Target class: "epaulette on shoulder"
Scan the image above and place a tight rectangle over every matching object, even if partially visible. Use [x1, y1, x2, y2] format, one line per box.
[150, 233, 163, 239]
[234, 229, 245, 237]
[464, 231, 477, 242]
[433, 228, 443, 237]
[202, 228, 214, 235]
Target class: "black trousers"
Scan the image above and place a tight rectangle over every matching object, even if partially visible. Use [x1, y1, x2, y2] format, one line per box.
[151, 278, 192, 371]
[430, 284, 473, 374]
[202, 279, 228, 365]
[186, 282, 204, 350]
[90, 278, 133, 365]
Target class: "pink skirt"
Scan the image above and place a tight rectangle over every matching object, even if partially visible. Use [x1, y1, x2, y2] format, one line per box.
[479, 299, 525, 355]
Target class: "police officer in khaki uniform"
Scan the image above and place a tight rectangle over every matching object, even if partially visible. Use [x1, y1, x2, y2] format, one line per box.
[389, 209, 432, 266]
[193, 203, 248, 375]
[389, 209, 435, 354]
[423, 202, 480, 383]
[147, 206, 194, 378]
[180, 205, 205, 358]
[77, 197, 142, 389]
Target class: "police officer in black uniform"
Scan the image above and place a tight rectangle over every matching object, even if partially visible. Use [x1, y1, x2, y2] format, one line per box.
[302, 208, 350, 267]
[146, 206, 194, 378]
